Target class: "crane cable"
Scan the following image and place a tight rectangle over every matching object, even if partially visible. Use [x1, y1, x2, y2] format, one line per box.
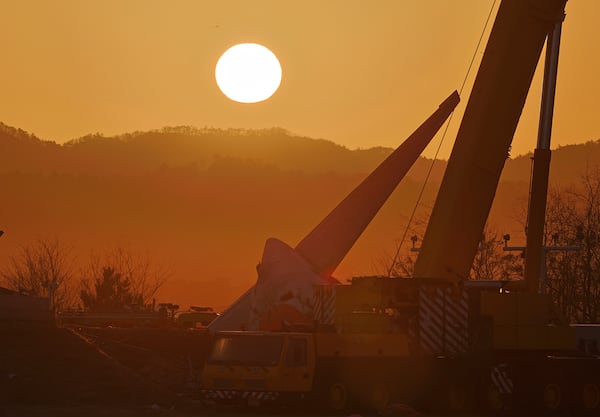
[387, 0, 499, 277]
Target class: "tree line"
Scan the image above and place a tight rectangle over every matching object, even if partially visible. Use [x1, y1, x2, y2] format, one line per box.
[1, 239, 171, 313]
[4, 167, 600, 324]
[385, 167, 600, 324]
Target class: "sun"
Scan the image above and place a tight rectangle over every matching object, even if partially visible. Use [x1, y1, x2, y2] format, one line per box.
[215, 43, 282, 103]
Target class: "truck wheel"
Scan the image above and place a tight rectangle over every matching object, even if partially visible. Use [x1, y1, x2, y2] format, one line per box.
[579, 382, 600, 415]
[426, 382, 471, 414]
[486, 383, 511, 414]
[444, 383, 470, 414]
[486, 363, 513, 414]
[486, 383, 502, 413]
[542, 382, 562, 414]
[367, 383, 390, 412]
[328, 382, 348, 412]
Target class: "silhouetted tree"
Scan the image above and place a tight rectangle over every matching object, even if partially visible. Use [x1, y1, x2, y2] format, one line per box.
[1, 237, 76, 311]
[382, 214, 525, 281]
[470, 227, 523, 281]
[385, 252, 417, 278]
[79, 247, 172, 312]
[80, 267, 142, 312]
[544, 167, 600, 323]
[378, 214, 429, 278]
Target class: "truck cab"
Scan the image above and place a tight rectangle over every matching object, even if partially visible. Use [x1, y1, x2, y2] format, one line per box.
[201, 331, 315, 406]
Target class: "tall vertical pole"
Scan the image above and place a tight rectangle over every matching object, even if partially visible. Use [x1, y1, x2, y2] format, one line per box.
[524, 20, 563, 294]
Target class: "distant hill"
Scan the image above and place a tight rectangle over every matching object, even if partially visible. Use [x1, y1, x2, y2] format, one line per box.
[0, 121, 598, 308]
[502, 140, 600, 185]
[0, 122, 445, 181]
[2, 121, 597, 183]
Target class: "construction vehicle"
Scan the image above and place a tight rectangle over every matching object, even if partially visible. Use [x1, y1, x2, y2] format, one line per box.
[58, 310, 171, 328]
[201, 0, 600, 414]
[202, 275, 600, 414]
[175, 306, 218, 328]
[201, 326, 411, 411]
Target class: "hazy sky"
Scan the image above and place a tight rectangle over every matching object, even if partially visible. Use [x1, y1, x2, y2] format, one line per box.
[1, 0, 599, 159]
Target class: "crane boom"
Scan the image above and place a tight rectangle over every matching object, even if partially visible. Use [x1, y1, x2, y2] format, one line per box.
[413, 0, 566, 283]
[524, 21, 563, 293]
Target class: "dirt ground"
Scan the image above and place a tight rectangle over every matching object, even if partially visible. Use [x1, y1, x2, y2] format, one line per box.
[0, 404, 206, 417]
[1, 404, 415, 417]
[0, 322, 350, 417]
[0, 320, 214, 416]
[1, 320, 480, 417]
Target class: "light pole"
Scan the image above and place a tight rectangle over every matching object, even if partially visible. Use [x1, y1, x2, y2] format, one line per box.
[503, 234, 581, 294]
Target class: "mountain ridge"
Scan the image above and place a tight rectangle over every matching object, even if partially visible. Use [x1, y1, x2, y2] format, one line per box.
[1, 121, 598, 308]
[2, 121, 598, 184]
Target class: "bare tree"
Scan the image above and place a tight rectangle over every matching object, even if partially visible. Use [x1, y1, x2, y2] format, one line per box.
[378, 234, 421, 278]
[544, 167, 600, 323]
[1, 237, 76, 311]
[470, 226, 524, 281]
[376, 167, 600, 325]
[380, 213, 431, 278]
[80, 246, 172, 311]
[381, 224, 524, 281]
[80, 266, 143, 312]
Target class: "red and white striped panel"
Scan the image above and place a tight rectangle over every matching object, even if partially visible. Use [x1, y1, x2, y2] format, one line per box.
[313, 284, 336, 325]
[242, 391, 280, 401]
[201, 390, 280, 402]
[418, 286, 469, 355]
[491, 363, 514, 395]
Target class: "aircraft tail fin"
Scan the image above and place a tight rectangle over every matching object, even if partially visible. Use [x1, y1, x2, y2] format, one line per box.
[295, 91, 460, 277]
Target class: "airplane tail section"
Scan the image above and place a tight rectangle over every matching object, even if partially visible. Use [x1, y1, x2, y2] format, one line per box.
[206, 286, 253, 332]
[295, 91, 460, 277]
[208, 91, 459, 332]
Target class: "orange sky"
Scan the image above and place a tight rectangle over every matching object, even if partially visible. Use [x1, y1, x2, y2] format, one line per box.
[1, 0, 599, 159]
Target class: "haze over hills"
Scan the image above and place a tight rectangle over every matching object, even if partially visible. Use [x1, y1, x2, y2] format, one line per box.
[1, 122, 598, 308]
[0, 123, 444, 180]
[2, 122, 597, 183]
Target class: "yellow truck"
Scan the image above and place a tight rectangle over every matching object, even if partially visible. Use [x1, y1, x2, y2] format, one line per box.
[201, 328, 413, 411]
[201, 276, 600, 414]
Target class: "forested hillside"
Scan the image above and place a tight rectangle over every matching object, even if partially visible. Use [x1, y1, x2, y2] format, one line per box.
[1, 122, 598, 308]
